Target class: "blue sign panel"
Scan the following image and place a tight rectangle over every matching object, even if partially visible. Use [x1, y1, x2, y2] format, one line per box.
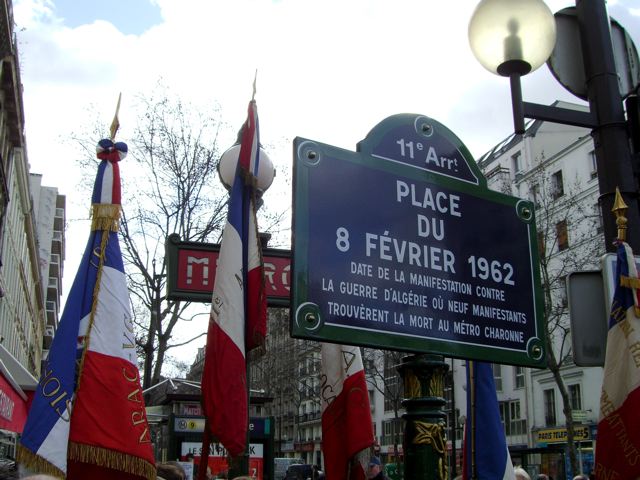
[292, 114, 545, 367]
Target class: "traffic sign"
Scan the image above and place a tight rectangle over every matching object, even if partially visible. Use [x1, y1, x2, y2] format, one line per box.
[291, 114, 545, 367]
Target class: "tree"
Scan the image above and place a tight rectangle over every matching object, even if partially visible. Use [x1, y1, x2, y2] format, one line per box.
[122, 90, 233, 389]
[528, 159, 602, 475]
[73, 87, 230, 388]
[362, 348, 405, 463]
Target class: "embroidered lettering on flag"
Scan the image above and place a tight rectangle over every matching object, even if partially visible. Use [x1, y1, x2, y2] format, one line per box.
[594, 241, 640, 479]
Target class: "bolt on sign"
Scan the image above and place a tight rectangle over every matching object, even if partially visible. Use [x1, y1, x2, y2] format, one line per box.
[291, 114, 545, 367]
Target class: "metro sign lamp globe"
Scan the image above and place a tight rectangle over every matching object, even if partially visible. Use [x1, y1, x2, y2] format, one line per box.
[217, 143, 276, 195]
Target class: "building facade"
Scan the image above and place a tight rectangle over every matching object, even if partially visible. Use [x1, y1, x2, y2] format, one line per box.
[0, 0, 67, 461]
[464, 102, 605, 478]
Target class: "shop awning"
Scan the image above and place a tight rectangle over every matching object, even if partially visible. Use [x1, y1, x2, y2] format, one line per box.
[0, 344, 37, 432]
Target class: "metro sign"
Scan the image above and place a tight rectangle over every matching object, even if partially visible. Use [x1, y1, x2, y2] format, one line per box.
[165, 233, 291, 306]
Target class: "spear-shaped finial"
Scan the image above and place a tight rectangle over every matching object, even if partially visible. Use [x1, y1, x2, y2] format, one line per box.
[252, 70, 257, 101]
[612, 187, 628, 242]
[110, 93, 122, 140]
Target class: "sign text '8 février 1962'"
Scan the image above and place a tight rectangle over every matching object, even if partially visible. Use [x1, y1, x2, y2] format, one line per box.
[292, 114, 545, 367]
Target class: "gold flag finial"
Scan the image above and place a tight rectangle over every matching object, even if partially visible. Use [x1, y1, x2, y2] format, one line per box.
[612, 187, 628, 241]
[110, 93, 122, 140]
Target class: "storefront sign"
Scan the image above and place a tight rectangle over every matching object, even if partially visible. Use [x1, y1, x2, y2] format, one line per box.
[0, 372, 29, 433]
[536, 425, 590, 444]
[181, 441, 264, 480]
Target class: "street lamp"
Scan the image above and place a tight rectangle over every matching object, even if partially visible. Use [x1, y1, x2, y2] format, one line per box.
[469, 0, 556, 134]
[468, 0, 640, 252]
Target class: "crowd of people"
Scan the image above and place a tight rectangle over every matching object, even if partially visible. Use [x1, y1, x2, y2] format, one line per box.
[514, 466, 591, 480]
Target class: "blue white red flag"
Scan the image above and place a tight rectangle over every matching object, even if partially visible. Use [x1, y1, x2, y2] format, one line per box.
[18, 139, 155, 480]
[463, 361, 515, 480]
[200, 99, 267, 459]
[594, 241, 640, 478]
[320, 343, 374, 480]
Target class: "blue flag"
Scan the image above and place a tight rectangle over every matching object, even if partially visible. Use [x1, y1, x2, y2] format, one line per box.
[463, 361, 515, 480]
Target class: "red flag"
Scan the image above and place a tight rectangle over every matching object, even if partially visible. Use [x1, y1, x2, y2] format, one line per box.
[200, 100, 267, 458]
[594, 241, 640, 478]
[321, 343, 374, 480]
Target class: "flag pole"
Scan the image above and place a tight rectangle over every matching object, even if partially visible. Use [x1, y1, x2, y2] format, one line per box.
[228, 76, 259, 479]
[469, 361, 477, 480]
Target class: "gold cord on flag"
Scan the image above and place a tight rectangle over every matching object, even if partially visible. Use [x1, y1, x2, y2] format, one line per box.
[91, 204, 121, 232]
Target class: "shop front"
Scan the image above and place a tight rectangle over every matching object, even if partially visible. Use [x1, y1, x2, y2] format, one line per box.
[0, 345, 38, 462]
[532, 424, 596, 479]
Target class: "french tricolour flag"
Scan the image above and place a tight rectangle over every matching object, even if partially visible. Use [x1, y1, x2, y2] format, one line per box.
[200, 99, 267, 458]
[18, 139, 155, 480]
[463, 361, 515, 480]
[321, 343, 374, 480]
[594, 241, 640, 479]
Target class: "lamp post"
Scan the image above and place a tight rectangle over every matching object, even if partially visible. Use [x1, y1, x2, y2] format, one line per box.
[469, 0, 640, 253]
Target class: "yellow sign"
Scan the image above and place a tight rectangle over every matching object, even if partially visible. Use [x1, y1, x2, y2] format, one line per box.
[536, 425, 590, 444]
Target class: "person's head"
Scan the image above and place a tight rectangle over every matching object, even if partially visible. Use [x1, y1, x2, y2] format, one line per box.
[573, 475, 589, 480]
[157, 461, 186, 480]
[537, 475, 549, 480]
[515, 467, 531, 480]
[367, 457, 382, 479]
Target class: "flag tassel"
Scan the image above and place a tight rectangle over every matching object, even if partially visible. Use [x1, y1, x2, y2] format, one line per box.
[16, 446, 66, 479]
[68, 442, 156, 480]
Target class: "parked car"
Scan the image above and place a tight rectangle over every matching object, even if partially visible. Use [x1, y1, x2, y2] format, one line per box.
[284, 463, 314, 480]
[274, 458, 304, 480]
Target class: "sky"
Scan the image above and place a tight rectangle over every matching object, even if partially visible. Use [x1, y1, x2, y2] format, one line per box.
[11, 0, 640, 372]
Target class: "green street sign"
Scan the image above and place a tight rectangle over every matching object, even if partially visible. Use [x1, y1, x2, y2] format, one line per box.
[291, 114, 545, 367]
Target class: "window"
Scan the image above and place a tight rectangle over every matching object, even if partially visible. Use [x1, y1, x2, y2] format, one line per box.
[381, 418, 404, 446]
[537, 231, 546, 257]
[544, 389, 556, 426]
[589, 150, 598, 179]
[384, 353, 401, 412]
[514, 366, 525, 389]
[492, 363, 502, 391]
[512, 151, 522, 176]
[530, 184, 540, 208]
[569, 384, 582, 411]
[556, 220, 569, 251]
[499, 400, 526, 436]
[595, 203, 604, 233]
[552, 170, 564, 199]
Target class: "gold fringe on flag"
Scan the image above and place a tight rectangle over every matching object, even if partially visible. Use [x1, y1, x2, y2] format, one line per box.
[68, 442, 156, 480]
[620, 275, 640, 290]
[91, 203, 121, 232]
[16, 445, 66, 479]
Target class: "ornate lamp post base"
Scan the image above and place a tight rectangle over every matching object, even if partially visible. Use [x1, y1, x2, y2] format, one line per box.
[398, 354, 450, 480]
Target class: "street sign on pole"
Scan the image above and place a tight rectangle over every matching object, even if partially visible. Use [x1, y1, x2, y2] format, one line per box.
[292, 114, 546, 367]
